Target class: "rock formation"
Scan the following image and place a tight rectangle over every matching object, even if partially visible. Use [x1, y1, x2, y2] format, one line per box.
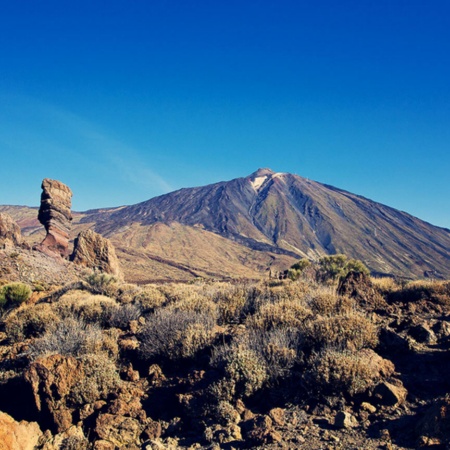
[0, 212, 24, 249]
[0, 412, 43, 450]
[71, 229, 121, 276]
[37, 179, 73, 258]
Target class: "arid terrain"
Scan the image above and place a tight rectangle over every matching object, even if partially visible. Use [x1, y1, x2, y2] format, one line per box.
[0, 175, 449, 449]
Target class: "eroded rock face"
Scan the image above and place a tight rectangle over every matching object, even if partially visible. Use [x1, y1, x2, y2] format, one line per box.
[0, 212, 24, 248]
[24, 354, 84, 433]
[0, 411, 43, 450]
[71, 229, 121, 276]
[37, 178, 73, 258]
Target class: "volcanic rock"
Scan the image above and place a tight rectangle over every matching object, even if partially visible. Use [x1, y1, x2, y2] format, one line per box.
[0, 411, 43, 450]
[37, 178, 73, 258]
[70, 229, 121, 276]
[0, 212, 24, 249]
[24, 354, 84, 433]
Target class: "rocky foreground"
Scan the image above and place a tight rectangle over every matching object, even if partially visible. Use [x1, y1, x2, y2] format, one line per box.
[0, 269, 449, 449]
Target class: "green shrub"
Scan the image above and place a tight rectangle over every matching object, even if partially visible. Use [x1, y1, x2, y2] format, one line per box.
[84, 271, 118, 297]
[287, 259, 311, 280]
[0, 282, 32, 308]
[317, 255, 370, 283]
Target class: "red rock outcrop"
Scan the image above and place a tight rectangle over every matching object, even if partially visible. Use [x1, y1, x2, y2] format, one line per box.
[0, 411, 43, 450]
[24, 355, 84, 433]
[37, 178, 73, 258]
[0, 212, 24, 249]
[71, 229, 121, 276]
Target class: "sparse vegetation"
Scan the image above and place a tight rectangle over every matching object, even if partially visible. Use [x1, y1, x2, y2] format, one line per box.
[0, 258, 448, 449]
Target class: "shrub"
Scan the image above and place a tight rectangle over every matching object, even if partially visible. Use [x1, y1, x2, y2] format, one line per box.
[246, 328, 302, 382]
[211, 344, 268, 398]
[212, 285, 248, 325]
[134, 285, 166, 311]
[308, 347, 389, 396]
[0, 282, 32, 308]
[4, 303, 59, 342]
[317, 255, 369, 283]
[307, 287, 353, 316]
[139, 308, 216, 361]
[287, 259, 311, 281]
[305, 312, 378, 351]
[246, 299, 311, 331]
[28, 316, 103, 359]
[69, 353, 121, 405]
[84, 271, 118, 297]
[105, 303, 142, 329]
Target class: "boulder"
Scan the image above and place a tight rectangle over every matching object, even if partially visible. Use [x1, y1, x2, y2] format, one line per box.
[95, 413, 142, 447]
[24, 355, 84, 433]
[373, 381, 408, 406]
[415, 396, 450, 447]
[0, 213, 24, 248]
[334, 411, 358, 428]
[338, 271, 387, 310]
[37, 178, 73, 258]
[71, 229, 121, 276]
[0, 411, 43, 450]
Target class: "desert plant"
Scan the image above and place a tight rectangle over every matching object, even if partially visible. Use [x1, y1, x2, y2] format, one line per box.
[105, 302, 142, 329]
[28, 316, 103, 359]
[307, 347, 387, 396]
[84, 271, 118, 297]
[287, 259, 311, 280]
[139, 308, 216, 361]
[317, 255, 369, 283]
[211, 343, 268, 398]
[0, 282, 32, 308]
[305, 312, 378, 351]
[69, 352, 121, 405]
[4, 303, 59, 342]
[246, 327, 302, 382]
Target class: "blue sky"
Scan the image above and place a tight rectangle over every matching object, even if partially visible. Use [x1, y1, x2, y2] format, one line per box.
[0, 1, 449, 228]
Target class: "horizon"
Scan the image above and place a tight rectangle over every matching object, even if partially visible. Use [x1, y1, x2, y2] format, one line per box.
[1, 1, 449, 228]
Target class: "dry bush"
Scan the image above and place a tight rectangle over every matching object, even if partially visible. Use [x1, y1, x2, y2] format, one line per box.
[116, 283, 142, 304]
[69, 352, 121, 406]
[371, 276, 401, 295]
[305, 312, 378, 351]
[139, 308, 217, 361]
[56, 290, 117, 325]
[393, 280, 450, 306]
[307, 286, 355, 316]
[210, 284, 248, 325]
[104, 303, 142, 330]
[246, 299, 311, 331]
[28, 316, 104, 359]
[246, 328, 302, 382]
[134, 284, 166, 311]
[211, 343, 268, 398]
[4, 303, 59, 342]
[308, 347, 390, 396]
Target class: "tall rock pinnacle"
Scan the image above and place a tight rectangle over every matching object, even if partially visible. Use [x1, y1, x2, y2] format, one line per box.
[37, 178, 73, 258]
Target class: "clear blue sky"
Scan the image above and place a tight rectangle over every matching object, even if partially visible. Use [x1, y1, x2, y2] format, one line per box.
[1, 1, 449, 228]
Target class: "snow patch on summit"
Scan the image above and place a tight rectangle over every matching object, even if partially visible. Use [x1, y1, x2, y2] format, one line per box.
[250, 176, 267, 191]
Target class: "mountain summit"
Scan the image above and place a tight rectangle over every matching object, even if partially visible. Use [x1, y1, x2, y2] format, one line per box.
[81, 169, 450, 280]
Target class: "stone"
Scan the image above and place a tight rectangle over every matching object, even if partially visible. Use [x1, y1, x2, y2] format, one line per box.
[0, 213, 24, 248]
[334, 411, 358, 429]
[37, 178, 73, 258]
[408, 324, 436, 344]
[269, 407, 285, 426]
[24, 354, 84, 433]
[242, 414, 279, 445]
[0, 411, 43, 450]
[71, 229, 121, 276]
[360, 402, 377, 414]
[95, 413, 142, 447]
[337, 271, 387, 310]
[373, 381, 408, 406]
[415, 396, 450, 446]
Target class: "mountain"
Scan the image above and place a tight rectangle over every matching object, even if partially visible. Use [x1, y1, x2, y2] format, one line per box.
[3, 169, 450, 281]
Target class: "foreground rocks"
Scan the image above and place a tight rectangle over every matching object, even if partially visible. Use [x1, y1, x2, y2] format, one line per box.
[37, 179, 73, 258]
[71, 229, 121, 276]
[0, 411, 42, 450]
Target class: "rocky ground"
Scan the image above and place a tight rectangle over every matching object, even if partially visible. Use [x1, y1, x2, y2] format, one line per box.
[0, 269, 449, 450]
